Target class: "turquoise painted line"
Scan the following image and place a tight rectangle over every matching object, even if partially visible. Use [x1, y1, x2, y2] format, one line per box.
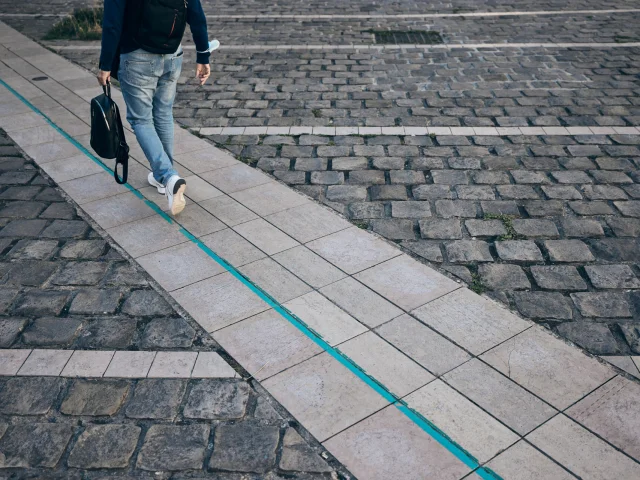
[0, 76, 503, 480]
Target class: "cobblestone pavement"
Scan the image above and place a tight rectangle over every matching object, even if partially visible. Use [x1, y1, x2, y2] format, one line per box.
[30, 4, 640, 360]
[2, 21, 640, 479]
[0, 131, 339, 478]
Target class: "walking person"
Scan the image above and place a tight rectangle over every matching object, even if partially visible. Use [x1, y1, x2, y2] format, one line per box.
[97, 0, 212, 215]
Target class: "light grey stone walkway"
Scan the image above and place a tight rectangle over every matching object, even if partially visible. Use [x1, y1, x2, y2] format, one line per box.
[0, 20, 639, 480]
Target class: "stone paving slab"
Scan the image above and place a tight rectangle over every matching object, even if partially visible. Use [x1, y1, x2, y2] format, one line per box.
[0, 18, 639, 480]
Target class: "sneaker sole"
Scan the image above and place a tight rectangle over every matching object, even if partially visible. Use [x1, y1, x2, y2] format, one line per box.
[170, 183, 186, 215]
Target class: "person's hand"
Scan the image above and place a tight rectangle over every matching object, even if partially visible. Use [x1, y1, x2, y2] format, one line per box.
[97, 70, 111, 86]
[196, 63, 210, 85]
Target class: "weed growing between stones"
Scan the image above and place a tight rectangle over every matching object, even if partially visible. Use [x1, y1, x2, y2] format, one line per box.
[45, 8, 103, 41]
[484, 213, 525, 241]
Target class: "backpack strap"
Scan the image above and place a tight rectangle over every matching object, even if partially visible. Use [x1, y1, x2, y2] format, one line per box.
[105, 82, 129, 184]
[114, 108, 129, 184]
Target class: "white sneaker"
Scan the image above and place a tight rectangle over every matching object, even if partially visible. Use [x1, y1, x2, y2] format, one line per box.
[148, 172, 166, 195]
[166, 175, 187, 215]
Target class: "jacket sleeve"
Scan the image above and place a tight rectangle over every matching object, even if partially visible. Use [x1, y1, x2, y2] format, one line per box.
[99, 0, 126, 71]
[187, 0, 211, 64]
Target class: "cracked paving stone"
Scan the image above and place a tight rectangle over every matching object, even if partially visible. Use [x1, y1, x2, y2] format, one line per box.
[0, 423, 75, 468]
[68, 424, 140, 469]
[121, 289, 174, 316]
[280, 428, 332, 473]
[137, 424, 209, 471]
[126, 379, 186, 420]
[139, 317, 196, 349]
[183, 379, 250, 420]
[512, 292, 574, 320]
[209, 422, 279, 473]
[61, 380, 130, 416]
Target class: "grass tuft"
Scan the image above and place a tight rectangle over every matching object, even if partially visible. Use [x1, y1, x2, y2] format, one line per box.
[45, 8, 103, 41]
[470, 273, 486, 295]
[484, 213, 525, 241]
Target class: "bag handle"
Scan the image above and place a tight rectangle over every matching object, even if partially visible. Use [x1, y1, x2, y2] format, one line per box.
[103, 81, 111, 98]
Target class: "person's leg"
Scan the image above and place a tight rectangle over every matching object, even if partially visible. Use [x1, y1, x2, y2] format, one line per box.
[152, 48, 183, 162]
[118, 49, 178, 186]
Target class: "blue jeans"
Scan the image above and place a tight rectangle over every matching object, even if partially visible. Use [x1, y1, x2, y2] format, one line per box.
[119, 48, 183, 186]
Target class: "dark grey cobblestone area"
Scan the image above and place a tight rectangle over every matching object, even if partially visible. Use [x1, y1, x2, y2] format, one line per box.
[56, 46, 640, 132]
[0, 131, 341, 478]
[0, 376, 338, 478]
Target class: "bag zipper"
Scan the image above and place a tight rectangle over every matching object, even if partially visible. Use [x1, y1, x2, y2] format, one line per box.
[168, 12, 178, 38]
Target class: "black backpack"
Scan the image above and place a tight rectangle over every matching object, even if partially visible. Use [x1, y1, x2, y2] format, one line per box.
[133, 0, 189, 54]
[90, 83, 129, 184]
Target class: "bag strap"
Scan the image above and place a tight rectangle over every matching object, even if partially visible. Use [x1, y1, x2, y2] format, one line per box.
[109, 82, 129, 184]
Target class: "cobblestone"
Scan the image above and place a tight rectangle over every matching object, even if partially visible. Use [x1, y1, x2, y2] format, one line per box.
[209, 422, 280, 473]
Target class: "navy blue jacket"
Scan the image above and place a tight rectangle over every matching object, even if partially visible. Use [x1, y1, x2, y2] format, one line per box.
[99, 0, 211, 71]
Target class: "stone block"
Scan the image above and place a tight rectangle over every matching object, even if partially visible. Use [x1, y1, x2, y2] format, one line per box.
[280, 428, 332, 473]
[584, 265, 640, 289]
[325, 185, 366, 202]
[371, 219, 416, 240]
[401, 241, 444, 263]
[435, 200, 478, 218]
[140, 317, 196, 349]
[571, 292, 632, 318]
[75, 318, 137, 349]
[184, 379, 250, 420]
[209, 422, 279, 473]
[137, 425, 209, 471]
[0, 424, 75, 468]
[412, 184, 453, 200]
[419, 219, 462, 239]
[531, 266, 587, 291]
[370, 185, 408, 201]
[512, 219, 559, 238]
[560, 218, 604, 238]
[121, 290, 173, 317]
[495, 241, 544, 262]
[0, 317, 27, 347]
[478, 264, 530, 290]
[465, 220, 507, 237]
[69, 289, 122, 315]
[52, 261, 108, 286]
[126, 379, 186, 420]
[512, 292, 574, 320]
[13, 290, 70, 316]
[0, 377, 64, 415]
[61, 380, 129, 416]
[446, 241, 493, 263]
[544, 240, 595, 262]
[556, 323, 620, 355]
[22, 317, 82, 347]
[68, 424, 140, 469]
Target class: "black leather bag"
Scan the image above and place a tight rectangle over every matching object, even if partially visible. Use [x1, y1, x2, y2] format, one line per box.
[90, 83, 129, 184]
